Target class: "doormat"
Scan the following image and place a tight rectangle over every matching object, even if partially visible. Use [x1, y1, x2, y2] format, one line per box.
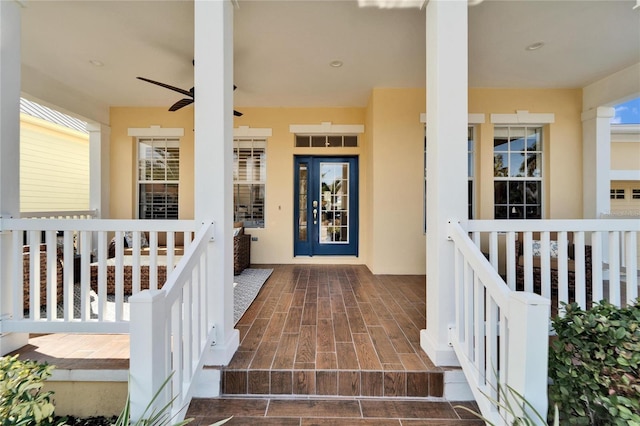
[234, 268, 273, 324]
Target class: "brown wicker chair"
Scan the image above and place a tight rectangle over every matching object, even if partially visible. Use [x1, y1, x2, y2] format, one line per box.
[234, 232, 251, 275]
[23, 244, 63, 311]
[514, 232, 592, 312]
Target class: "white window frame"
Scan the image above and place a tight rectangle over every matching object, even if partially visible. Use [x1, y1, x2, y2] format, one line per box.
[136, 137, 181, 220]
[233, 138, 267, 228]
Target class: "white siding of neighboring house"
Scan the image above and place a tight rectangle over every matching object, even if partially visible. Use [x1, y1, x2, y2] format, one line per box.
[20, 113, 90, 212]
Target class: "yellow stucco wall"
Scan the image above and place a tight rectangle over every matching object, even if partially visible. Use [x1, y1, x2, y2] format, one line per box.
[369, 88, 426, 274]
[109, 87, 585, 274]
[20, 114, 89, 212]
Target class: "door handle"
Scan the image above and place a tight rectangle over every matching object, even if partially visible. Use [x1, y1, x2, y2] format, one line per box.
[313, 200, 318, 224]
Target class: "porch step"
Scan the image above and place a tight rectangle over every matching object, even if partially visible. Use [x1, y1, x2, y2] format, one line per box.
[221, 368, 444, 398]
[186, 396, 482, 425]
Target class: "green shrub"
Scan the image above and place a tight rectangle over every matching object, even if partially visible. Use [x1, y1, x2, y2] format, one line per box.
[548, 300, 640, 425]
[0, 355, 57, 426]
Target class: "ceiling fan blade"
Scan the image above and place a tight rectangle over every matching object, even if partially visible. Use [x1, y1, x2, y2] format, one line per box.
[234, 110, 243, 117]
[137, 77, 192, 97]
[169, 98, 194, 111]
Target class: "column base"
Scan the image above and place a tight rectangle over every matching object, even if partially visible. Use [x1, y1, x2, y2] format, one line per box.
[0, 332, 29, 356]
[420, 329, 460, 367]
[203, 328, 239, 366]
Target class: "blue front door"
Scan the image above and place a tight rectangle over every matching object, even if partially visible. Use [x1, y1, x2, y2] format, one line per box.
[294, 156, 358, 256]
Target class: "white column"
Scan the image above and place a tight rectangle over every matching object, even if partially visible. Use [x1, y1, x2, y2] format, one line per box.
[194, 0, 239, 365]
[87, 123, 110, 218]
[582, 107, 614, 219]
[0, 0, 28, 355]
[420, 0, 468, 367]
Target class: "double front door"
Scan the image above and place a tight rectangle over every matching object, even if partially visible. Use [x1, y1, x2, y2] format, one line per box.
[294, 156, 358, 256]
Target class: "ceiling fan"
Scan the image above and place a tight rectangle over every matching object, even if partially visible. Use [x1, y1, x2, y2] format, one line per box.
[136, 73, 243, 116]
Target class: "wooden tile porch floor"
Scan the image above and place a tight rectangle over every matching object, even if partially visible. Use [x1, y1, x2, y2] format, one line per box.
[10, 264, 481, 424]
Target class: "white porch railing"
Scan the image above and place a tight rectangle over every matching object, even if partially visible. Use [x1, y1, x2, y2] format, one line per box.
[0, 218, 195, 333]
[449, 218, 640, 424]
[0, 217, 214, 421]
[129, 222, 215, 421]
[448, 221, 549, 424]
[466, 219, 639, 311]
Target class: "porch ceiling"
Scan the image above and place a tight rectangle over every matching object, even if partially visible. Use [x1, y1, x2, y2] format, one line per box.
[20, 0, 640, 113]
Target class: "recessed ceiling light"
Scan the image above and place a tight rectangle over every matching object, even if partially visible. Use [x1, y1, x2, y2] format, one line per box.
[329, 60, 343, 68]
[525, 42, 545, 51]
[89, 60, 104, 67]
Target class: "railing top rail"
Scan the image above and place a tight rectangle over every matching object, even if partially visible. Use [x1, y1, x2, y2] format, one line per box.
[1, 218, 197, 232]
[20, 210, 98, 218]
[448, 221, 511, 307]
[467, 219, 640, 233]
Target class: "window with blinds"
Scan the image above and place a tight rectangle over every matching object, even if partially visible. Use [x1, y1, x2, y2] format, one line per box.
[234, 138, 266, 228]
[138, 138, 180, 219]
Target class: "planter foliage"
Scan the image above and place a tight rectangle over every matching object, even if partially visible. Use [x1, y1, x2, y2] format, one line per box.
[549, 300, 640, 425]
[0, 355, 57, 426]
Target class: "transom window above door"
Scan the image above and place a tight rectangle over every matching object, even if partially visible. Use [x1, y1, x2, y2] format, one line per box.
[295, 134, 358, 148]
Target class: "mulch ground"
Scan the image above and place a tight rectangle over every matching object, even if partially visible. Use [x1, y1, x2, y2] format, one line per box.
[54, 416, 119, 426]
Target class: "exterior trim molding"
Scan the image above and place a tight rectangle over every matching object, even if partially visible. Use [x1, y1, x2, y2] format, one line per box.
[610, 170, 640, 181]
[127, 126, 184, 137]
[289, 122, 364, 134]
[234, 126, 272, 138]
[419, 113, 485, 124]
[491, 110, 555, 124]
[581, 106, 615, 122]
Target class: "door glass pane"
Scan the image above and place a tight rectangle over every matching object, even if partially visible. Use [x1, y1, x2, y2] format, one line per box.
[319, 162, 349, 244]
[298, 163, 308, 241]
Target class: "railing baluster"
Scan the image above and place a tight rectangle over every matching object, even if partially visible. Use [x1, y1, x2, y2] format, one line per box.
[557, 231, 569, 311]
[608, 231, 621, 306]
[80, 231, 91, 320]
[574, 231, 586, 308]
[46, 230, 57, 320]
[464, 258, 473, 357]
[506, 231, 516, 290]
[624, 231, 638, 306]
[540, 231, 551, 299]
[591, 231, 603, 303]
[12, 231, 23, 319]
[29, 232, 41, 320]
[523, 231, 533, 293]
[115, 230, 125, 321]
[149, 231, 158, 290]
[489, 231, 498, 271]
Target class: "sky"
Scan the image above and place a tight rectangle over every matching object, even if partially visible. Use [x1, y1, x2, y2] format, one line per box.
[611, 97, 640, 124]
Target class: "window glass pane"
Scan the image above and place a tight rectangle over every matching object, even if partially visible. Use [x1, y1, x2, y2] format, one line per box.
[526, 153, 541, 177]
[526, 128, 541, 151]
[296, 135, 310, 147]
[509, 153, 525, 177]
[343, 136, 358, 147]
[327, 136, 342, 147]
[311, 136, 326, 147]
[494, 153, 508, 177]
[494, 137, 509, 152]
[526, 181, 540, 204]
[494, 181, 507, 204]
[508, 127, 526, 149]
[509, 181, 524, 204]
[139, 183, 179, 220]
[495, 206, 508, 219]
